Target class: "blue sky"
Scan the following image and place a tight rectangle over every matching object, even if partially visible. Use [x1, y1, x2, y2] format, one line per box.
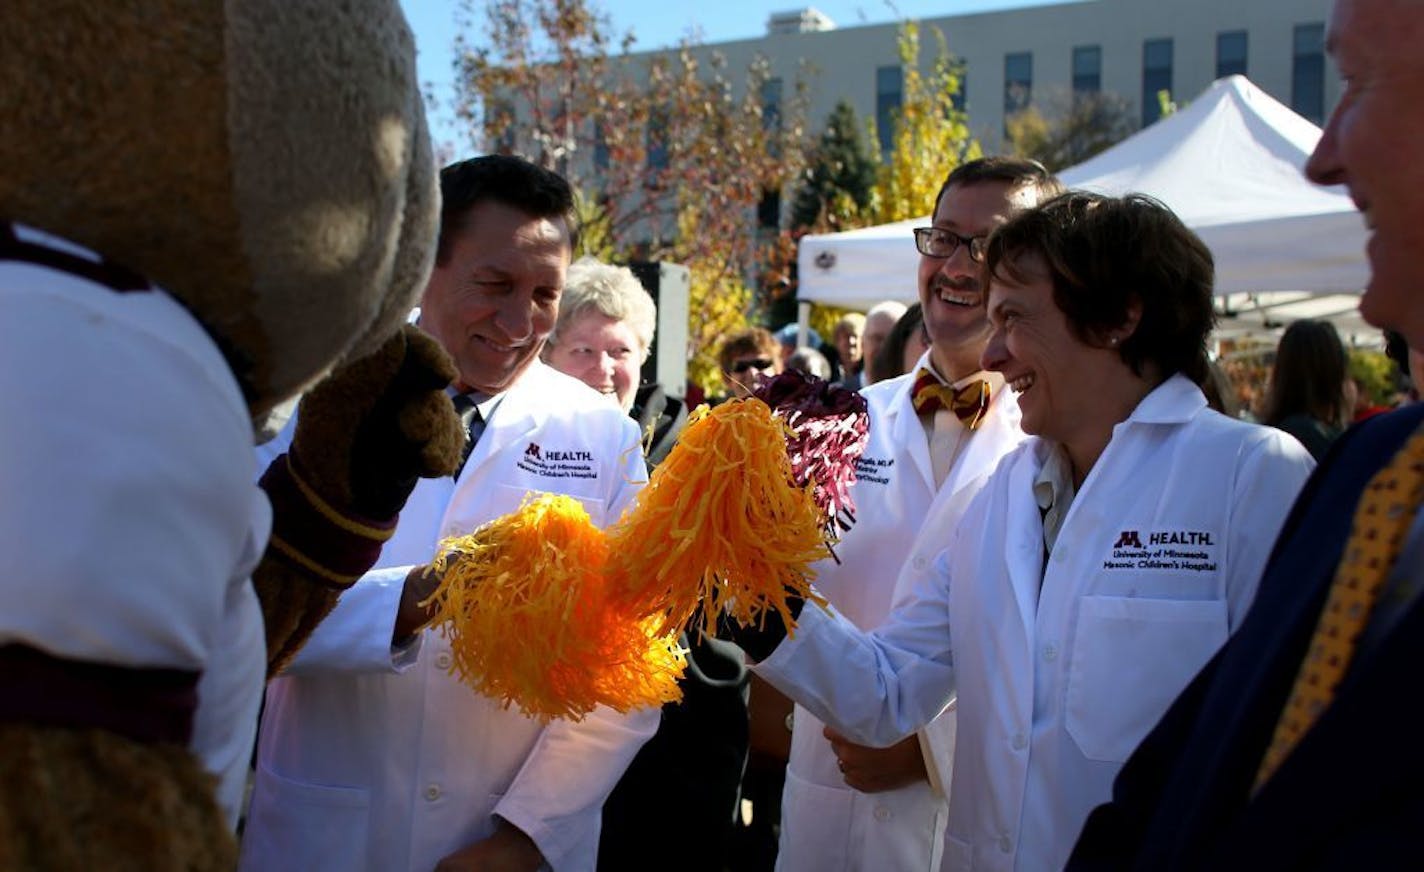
[401, 0, 1052, 149]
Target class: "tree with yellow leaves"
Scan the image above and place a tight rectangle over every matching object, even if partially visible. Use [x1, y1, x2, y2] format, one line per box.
[796, 21, 980, 340]
[455, 0, 810, 396]
[865, 21, 982, 226]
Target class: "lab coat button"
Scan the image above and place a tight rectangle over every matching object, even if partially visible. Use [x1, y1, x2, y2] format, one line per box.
[1012, 733, 1027, 750]
[424, 783, 442, 801]
[873, 806, 892, 822]
[999, 835, 1013, 853]
[1043, 645, 1057, 662]
[912, 555, 927, 571]
[1053, 547, 1068, 563]
[435, 652, 453, 670]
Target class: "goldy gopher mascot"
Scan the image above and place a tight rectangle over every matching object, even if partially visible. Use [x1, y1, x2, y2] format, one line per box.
[0, 2, 465, 868]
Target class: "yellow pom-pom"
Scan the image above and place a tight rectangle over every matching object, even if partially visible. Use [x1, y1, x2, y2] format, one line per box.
[424, 493, 686, 722]
[607, 399, 830, 637]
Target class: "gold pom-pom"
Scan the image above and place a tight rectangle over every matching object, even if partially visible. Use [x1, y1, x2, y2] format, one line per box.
[607, 399, 830, 636]
[423, 494, 686, 722]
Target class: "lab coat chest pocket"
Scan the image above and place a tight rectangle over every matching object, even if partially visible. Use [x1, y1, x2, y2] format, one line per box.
[1065, 594, 1228, 763]
[242, 763, 371, 872]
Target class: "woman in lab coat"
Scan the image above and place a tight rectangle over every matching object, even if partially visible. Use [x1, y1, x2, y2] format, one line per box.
[749, 193, 1316, 872]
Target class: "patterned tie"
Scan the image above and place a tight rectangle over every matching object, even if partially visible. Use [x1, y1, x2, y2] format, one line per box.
[911, 368, 991, 431]
[1254, 424, 1424, 791]
[451, 393, 484, 477]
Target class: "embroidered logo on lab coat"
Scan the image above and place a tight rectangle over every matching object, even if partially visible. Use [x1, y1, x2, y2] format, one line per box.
[1113, 530, 1144, 549]
[517, 442, 598, 480]
[854, 454, 894, 485]
[1103, 528, 1218, 573]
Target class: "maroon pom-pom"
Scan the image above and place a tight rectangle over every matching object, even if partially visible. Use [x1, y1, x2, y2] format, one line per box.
[753, 369, 870, 537]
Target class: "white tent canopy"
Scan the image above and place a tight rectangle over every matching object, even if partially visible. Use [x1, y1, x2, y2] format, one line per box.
[796, 76, 1371, 342]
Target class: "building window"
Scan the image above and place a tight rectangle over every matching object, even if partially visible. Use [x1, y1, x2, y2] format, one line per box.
[1142, 38, 1173, 127]
[1216, 30, 1248, 79]
[1292, 22, 1325, 124]
[1072, 45, 1101, 96]
[876, 65, 902, 155]
[1004, 51, 1033, 118]
[592, 123, 609, 173]
[486, 99, 517, 154]
[646, 107, 669, 170]
[761, 77, 783, 132]
[952, 64, 968, 112]
[758, 189, 781, 230]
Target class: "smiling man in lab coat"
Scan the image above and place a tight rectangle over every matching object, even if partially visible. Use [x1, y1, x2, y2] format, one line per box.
[774, 157, 1060, 872]
[739, 192, 1315, 872]
[239, 156, 656, 872]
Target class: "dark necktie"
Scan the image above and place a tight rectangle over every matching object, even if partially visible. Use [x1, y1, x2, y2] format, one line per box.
[910, 368, 991, 431]
[451, 393, 485, 477]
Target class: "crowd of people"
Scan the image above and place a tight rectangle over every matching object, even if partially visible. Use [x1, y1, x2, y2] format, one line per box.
[246, 2, 1424, 865]
[8, 0, 1423, 869]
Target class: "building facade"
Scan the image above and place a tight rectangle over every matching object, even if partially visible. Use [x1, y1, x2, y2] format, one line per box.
[642, 0, 1336, 153]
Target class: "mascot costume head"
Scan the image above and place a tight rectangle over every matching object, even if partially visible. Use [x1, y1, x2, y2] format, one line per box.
[0, 2, 462, 867]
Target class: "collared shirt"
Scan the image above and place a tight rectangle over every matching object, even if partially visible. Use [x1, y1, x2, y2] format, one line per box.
[1033, 442, 1077, 558]
[917, 367, 1005, 486]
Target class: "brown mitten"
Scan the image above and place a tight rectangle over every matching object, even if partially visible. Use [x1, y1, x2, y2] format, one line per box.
[256, 324, 463, 673]
[0, 725, 234, 872]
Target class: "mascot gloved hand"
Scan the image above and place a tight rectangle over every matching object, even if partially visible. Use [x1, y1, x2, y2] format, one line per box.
[258, 324, 462, 674]
[0, 1, 446, 868]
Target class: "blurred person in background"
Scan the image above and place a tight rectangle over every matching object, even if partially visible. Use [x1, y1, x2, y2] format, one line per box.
[1201, 357, 1242, 419]
[872, 302, 930, 383]
[543, 257, 687, 467]
[833, 312, 867, 389]
[1261, 319, 1351, 460]
[786, 345, 833, 380]
[718, 327, 782, 401]
[774, 323, 837, 381]
[860, 301, 909, 385]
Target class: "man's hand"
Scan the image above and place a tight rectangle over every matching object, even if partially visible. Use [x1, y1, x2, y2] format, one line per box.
[433, 821, 543, 872]
[393, 564, 441, 645]
[823, 725, 928, 793]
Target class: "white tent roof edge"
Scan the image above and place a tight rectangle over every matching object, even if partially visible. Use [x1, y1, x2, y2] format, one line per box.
[795, 75, 1370, 340]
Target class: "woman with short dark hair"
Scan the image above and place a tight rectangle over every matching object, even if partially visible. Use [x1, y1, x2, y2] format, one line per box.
[734, 191, 1318, 871]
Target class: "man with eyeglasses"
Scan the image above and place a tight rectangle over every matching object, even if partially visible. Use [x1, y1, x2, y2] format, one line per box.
[773, 157, 1063, 872]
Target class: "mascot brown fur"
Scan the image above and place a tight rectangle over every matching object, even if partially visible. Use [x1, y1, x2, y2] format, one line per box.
[0, 2, 463, 868]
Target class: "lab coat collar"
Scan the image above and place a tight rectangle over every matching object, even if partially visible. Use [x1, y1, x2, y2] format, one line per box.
[884, 364, 936, 489]
[1121, 373, 1208, 426]
[885, 357, 1023, 495]
[941, 380, 1022, 498]
[454, 361, 557, 482]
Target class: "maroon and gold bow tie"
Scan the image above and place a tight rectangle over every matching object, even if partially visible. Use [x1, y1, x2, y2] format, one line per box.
[911, 368, 990, 431]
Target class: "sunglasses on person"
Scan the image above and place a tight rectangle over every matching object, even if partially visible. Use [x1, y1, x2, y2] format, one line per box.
[729, 357, 774, 374]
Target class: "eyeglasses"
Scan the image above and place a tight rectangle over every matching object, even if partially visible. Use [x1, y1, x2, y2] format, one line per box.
[913, 227, 988, 262]
[729, 358, 774, 374]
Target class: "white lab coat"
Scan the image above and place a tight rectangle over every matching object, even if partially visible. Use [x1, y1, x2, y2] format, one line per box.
[757, 375, 1315, 872]
[777, 356, 1026, 872]
[0, 229, 268, 829]
[240, 361, 658, 872]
